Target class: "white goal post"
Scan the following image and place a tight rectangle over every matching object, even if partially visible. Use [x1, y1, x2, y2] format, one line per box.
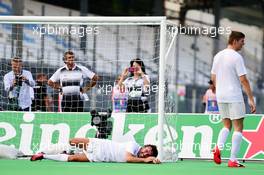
[0, 16, 177, 162]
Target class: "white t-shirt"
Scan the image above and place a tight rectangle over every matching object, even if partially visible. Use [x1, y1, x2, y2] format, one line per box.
[123, 75, 150, 99]
[4, 70, 35, 109]
[50, 64, 95, 95]
[211, 48, 247, 103]
[85, 138, 141, 162]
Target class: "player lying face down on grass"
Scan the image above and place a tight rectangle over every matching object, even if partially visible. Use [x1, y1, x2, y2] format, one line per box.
[30, 138, 160, 164]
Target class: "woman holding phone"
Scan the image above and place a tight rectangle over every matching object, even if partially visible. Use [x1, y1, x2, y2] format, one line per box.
[118, 58, 150, 112]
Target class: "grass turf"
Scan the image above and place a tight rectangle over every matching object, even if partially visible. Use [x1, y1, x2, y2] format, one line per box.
[1, 159, 264, 175]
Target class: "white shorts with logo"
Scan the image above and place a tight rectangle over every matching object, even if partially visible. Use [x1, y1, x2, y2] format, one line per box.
[218, 102, 246, 120]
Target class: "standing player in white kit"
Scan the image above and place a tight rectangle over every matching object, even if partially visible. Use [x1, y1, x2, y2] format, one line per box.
[211, 31, 256, 168]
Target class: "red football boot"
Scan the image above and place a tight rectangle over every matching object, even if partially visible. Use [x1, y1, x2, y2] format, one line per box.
[228, 160, 245, 168]
[212, 146, 221, 164]
[30, 153, 44, 161]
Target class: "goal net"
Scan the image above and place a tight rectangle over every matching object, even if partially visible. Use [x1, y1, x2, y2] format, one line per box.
[0, 16, 177, 162]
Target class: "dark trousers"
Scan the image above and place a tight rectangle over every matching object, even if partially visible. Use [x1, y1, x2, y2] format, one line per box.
[7, 98, 18, 111]
[8, 98, 30, 111]
[62, 95, 84, 112]
[126, 99, 145, 113]
[143, 101, 150, 112]
[19, 107, 30, 111]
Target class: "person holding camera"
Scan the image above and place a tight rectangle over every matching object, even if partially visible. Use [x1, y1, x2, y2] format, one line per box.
[4, 57, 35, 111]
[90, 109, 113, 139]
[48, 50, 99, 112]
[118, 58, 150, 113]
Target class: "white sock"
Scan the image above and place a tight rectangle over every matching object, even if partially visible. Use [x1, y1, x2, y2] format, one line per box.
[38, 143, 71, 155]
[217, 127, 230, 150]
[43, 154, 69, 162]
[230, 131, 242, 161]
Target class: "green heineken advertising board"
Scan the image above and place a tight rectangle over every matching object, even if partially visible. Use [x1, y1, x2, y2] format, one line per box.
[0, 112, 263, 160]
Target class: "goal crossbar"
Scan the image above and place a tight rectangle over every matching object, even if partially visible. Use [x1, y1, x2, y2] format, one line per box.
[0, 16, 166, 25]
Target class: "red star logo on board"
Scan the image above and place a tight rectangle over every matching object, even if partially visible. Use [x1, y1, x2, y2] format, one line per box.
[243, 117, 264, 159]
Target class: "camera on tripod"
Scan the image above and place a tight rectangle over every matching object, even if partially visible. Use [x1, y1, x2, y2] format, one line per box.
[90, 109, 113, 139]
[15, 74, 23, 86]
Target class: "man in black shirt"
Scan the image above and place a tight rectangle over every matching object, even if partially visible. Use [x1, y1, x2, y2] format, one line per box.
[32, 73, 52, 112]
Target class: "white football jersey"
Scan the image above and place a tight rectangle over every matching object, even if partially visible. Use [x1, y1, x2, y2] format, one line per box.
[85, 138, 141, 162]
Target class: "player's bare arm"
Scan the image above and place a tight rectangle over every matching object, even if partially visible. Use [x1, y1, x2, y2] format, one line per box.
[82, 74, 100, 93]
[125, 152, 160, 164]
[239, 75, 256, 113]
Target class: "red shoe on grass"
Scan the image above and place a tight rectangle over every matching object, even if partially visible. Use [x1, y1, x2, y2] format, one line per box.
[228, 160, 245, 168]
[30, 153, 44, 161]
[212, 146, 221, 164]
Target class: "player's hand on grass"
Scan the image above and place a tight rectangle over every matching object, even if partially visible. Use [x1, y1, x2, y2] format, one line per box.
[152, 158, 161, 164]
[144, 156, 161, 164]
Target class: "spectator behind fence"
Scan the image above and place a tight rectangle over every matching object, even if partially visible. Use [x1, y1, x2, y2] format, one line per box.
[48, 50, 99, 112]
[112, 76, 128, 112]
[32, 73, 53, 112]
[118, 58, 150, 113]
[3, 57, 35, 111]
[202, 80, 219, 114]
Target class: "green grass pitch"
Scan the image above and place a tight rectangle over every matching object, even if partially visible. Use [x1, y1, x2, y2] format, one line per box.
[1, 159, 264, 175]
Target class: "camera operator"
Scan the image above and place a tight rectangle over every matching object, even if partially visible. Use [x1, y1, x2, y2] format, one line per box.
[91, 109, 113, 139]
[4, 57, 35, 111]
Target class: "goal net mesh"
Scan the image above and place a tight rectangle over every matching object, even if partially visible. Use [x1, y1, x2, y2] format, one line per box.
[0, 18, 177, 161]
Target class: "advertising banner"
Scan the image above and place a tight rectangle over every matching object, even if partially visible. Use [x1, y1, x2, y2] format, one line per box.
[0, 112, 263, 160]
